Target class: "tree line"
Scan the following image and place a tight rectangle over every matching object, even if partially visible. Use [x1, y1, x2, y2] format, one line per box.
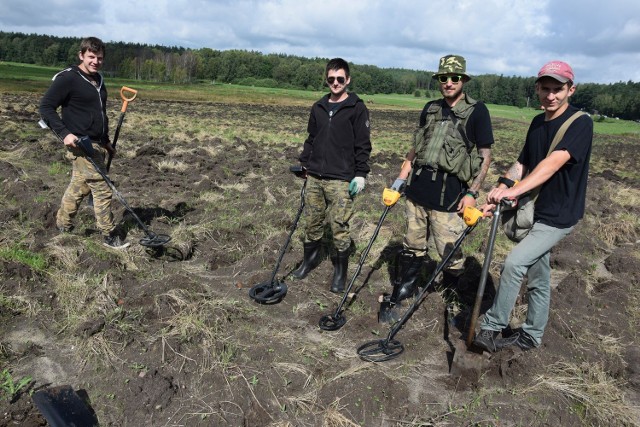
[2, 31, 639, 120]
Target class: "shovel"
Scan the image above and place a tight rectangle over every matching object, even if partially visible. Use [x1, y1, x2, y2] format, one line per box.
[32, 385, 98, 427]
[318, 187, 401, 331]
[88, 86, 138, 207]
[449, 201, 509, 375]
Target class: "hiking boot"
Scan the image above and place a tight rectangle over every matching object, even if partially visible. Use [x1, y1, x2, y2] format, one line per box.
[473, 329, 520, 353]
[103, 234, 130, 250]
[515, 330, 538, 351]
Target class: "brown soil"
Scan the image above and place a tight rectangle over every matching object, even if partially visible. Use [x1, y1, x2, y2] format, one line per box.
[0, 92, 639, 426]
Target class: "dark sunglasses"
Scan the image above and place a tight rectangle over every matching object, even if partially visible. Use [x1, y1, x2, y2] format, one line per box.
[327, 76, 346, 85]
[437, 75, 463, 84]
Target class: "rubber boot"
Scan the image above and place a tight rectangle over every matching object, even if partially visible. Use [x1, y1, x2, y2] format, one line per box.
[330, 250, 349, 293]
[391, 251, 424, 303]
[292, 240, 322, 279]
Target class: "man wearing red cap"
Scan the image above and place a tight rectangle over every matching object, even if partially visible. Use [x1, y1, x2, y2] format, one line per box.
[473, 60, 593, 352]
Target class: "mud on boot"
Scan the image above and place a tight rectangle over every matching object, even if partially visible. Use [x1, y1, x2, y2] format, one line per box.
[330, 250, 349, 293]
[292, 240, 322, 279]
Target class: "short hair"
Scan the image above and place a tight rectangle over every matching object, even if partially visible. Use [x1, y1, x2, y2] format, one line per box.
[326, 58, 350, 78]
[80, 37, 106, 55]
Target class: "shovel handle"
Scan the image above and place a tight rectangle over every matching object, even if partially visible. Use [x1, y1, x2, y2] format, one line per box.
[120, 86, 138, 112]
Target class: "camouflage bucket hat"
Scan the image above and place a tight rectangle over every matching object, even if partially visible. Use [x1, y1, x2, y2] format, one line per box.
[433, 55, 470, 80]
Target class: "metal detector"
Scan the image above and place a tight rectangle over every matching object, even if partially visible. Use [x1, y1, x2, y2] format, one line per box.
[357, 206, 483, 362]
[39, 120, 171, 248]
[248, 166, 307, 304]
[318, 187, 401, 331]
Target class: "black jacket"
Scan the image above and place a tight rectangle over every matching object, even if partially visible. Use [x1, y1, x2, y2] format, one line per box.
[39, 65, 109, 144]
[299, 92, 371, 181]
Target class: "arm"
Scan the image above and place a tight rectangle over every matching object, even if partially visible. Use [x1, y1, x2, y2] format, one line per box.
[353, 103, 372, 177]
[39, 73, 77, 147]
[487, 150, 571, 204]
[298, 108, 317, 166]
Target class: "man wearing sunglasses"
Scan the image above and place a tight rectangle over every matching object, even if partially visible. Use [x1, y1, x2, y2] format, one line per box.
[293, 58, 372, 294]
[383, 55, 494, 314]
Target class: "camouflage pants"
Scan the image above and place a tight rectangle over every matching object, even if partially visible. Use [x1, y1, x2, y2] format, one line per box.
[302, 175, 354, 252]
[402, 197, 466, 272]
[56, 144, 115, 236]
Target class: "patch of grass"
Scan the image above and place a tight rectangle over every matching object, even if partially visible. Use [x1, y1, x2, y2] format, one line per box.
[0, 369, 32, 402]
[524, 361, 640, 426]
[47, 161, 69, 175]
[0, 245, 47, 272]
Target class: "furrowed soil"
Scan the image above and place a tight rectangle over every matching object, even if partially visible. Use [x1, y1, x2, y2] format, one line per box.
[1, 91, 639, 427]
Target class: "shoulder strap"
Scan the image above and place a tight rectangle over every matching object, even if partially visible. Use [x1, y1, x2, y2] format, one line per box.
[546, 111, 587, 156]
[530, 111, 587, 201]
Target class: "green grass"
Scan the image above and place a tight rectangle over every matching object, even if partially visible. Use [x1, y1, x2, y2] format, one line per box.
[2, 61, 639, 135]
[0, 245, 47, 272]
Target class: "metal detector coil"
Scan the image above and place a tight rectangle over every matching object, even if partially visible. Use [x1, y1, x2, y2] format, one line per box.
[249, 170, 306, 304]
[356, 339, 404, 362]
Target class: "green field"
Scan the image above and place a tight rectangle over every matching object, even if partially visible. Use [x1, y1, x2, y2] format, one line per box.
[2, 61, 639, 135]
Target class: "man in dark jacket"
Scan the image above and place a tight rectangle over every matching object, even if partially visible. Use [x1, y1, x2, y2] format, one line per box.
[293, 57, 372, 293]
[40, 36, 129, 249]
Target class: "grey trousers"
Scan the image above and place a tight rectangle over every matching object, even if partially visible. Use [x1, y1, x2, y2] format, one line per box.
[480, 221, 574, 345]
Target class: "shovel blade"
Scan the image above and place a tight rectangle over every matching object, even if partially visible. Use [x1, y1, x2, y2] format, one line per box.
[32, 385, 98, 427]
[449, 339, 489, 377]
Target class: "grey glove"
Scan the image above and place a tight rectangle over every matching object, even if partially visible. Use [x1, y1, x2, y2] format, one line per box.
[391, 178, 406, 192]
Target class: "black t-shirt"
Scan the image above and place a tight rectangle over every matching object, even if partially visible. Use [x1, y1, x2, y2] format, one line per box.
[405, 99, 494, 211]
[519, 105, 593, 228]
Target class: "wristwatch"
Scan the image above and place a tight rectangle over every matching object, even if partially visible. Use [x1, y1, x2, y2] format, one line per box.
[465, 190, 479, 199]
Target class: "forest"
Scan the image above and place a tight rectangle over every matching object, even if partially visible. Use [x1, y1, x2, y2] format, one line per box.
[2, 31, 640, 120]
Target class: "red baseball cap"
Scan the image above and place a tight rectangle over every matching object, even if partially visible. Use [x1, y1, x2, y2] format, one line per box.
[536, 61, 574, 84]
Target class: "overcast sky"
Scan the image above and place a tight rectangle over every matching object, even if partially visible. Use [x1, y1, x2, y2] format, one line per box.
[2, 0, 639, 84]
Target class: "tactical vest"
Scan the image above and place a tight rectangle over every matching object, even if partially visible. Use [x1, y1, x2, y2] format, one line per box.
[412, 94, 483, 206]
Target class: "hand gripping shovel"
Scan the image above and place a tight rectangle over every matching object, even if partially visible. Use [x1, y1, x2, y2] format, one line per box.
[249, 166, 307, 304]
[39, 120, 171, 248]
[357, 206, 483, 362]
[318, 187, 401, 331]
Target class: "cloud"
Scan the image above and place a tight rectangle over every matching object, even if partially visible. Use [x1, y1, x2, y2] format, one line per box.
[1, 0, 639, 83]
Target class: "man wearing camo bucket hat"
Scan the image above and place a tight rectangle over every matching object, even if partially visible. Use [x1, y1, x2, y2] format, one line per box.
[380, 55, 494, 320]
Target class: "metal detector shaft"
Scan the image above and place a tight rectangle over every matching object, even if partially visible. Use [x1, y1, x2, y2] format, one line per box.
[385, 224, 476, 344]
[39, 120, 155, 239]
[466, 204, 503, 347]
[330, 204, 391, 318]
[266, 180, 306, 284]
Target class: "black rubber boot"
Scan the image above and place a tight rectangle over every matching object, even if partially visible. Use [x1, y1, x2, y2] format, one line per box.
[330, 250, 349, 293]
[292, 240, 322, 279]
[391, 251, 424, 303]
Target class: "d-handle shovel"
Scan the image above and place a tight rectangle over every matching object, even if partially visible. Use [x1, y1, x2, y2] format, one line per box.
[88, 86, 137, 207]
[465, 201, 512, 347]
[106, 86, 138, 172]
[39, 120, 171, 248]
[357, 206, 482, 362]
[318, 188, 401, 331]
[249, 166, 307, 304]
